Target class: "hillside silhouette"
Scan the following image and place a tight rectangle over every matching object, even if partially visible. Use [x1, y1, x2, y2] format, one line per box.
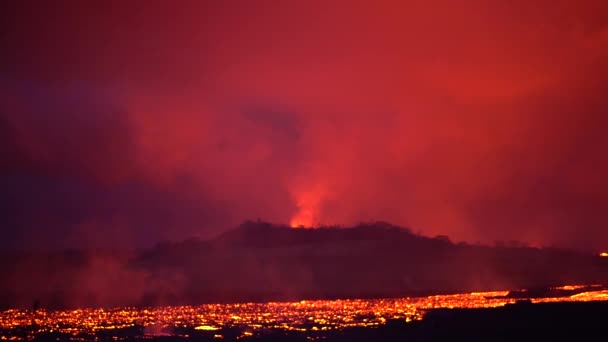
[1, 221, 607, 309]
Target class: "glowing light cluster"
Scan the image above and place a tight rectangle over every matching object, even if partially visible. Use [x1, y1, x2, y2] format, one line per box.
[1, 286, 607, 340]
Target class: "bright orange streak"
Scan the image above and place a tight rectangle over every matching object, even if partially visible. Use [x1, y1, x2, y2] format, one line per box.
[600, 252, 608, 257]
[3, 285, 608, 339]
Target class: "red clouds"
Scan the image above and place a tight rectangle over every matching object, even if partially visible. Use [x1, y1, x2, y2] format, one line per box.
[1, 0, 608, 250]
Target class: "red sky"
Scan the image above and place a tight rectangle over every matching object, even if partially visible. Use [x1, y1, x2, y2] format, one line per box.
[1, 0, 608, 251]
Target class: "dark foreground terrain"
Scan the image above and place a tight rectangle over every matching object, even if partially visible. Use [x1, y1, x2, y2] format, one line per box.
[8, 300, 607, 341]
[2, 221, 608, 309]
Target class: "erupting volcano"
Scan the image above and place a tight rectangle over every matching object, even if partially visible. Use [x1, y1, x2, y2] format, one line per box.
[2, 1, 608, 340]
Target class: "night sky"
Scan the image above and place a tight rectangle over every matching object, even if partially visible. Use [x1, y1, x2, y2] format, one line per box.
[1, 0, 607, 251]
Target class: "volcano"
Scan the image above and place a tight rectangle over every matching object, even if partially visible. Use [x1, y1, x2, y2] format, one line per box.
[2, 221, 607, 309]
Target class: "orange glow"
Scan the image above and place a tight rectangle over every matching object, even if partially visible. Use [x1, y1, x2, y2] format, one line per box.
[195, 325, 219, 331]
[2, 285, 608, 340]
[289, 186, 327, 228]
[290, 209, 314, 228]
[600, 252, 608, 257]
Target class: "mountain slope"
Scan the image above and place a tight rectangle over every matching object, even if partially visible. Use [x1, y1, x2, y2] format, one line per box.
[1, 221, 607, 309]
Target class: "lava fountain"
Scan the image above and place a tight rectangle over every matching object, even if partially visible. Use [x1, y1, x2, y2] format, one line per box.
[289, 187, 327, 228]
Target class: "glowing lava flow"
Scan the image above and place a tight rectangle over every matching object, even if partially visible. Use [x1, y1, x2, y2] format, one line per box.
[3, 286, 608, 340]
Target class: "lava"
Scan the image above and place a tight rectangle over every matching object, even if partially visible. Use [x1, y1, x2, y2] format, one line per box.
[289, 187, 328, 228]
[2, 286, 608, 340]
[290, 208, 315, 228]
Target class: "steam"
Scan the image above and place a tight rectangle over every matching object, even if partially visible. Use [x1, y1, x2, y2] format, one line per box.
[1, 1, 608, 251]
